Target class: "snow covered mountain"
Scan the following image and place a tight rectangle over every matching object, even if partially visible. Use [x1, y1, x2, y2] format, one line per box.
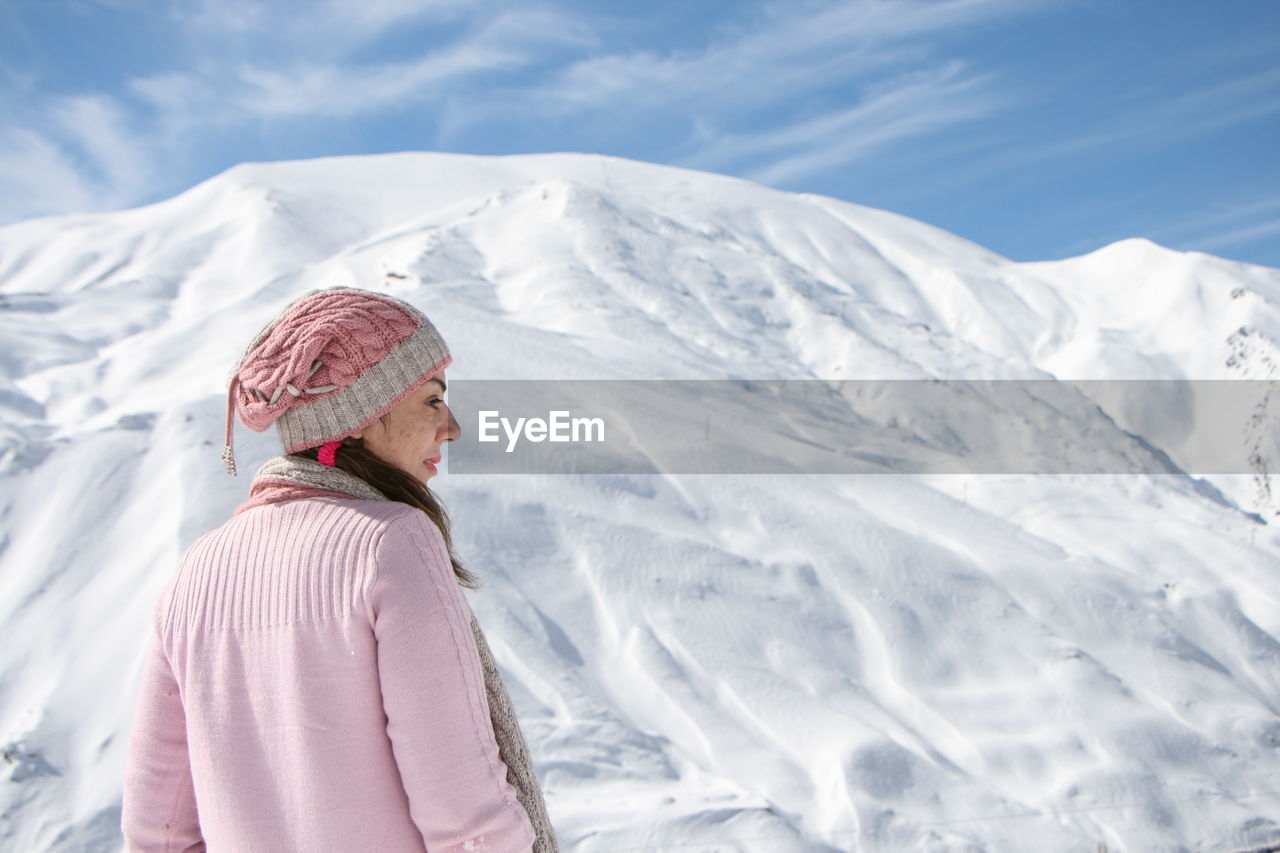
[1, 152, 1279, 852]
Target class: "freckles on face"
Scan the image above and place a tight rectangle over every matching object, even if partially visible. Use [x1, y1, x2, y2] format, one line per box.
[359, 374, 456, 482]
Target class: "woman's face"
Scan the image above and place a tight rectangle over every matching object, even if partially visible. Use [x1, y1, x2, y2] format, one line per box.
[354, 372, 459, 482]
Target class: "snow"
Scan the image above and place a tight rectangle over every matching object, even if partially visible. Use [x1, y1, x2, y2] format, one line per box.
[1, 151, 1279, 852]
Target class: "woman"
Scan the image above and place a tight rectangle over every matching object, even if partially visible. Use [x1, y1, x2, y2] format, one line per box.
[122, 287, 557, 852]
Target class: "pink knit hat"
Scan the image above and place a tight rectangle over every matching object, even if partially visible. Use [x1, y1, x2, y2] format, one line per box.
[222, 287, 451, 475]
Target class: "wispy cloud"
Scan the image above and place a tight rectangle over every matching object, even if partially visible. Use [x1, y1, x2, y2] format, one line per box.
[0, 0, 1045, 223]
[239, 8, 592, 118]
[1140, 198, 1280, 256]
[1138, 67, 1280, 138]
[167, 0, 473, 54]
[439, 0, 1036, 181]
[0, 128, 107, 221]
[0, 0, 589, 224]
[232, 41, 525, 119]
[875, 63, 1280, 211]
[0, 91, 151, 223]
[153, 2, 591, 120]
[719, 63, 1002, 184]
[50, 95, 150, 198]
[507, 0, 1029, 113]
[1193, 218, 1280, 252]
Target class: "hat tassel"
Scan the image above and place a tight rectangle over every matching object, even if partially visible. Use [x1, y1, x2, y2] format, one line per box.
[222, 379, 238, 477]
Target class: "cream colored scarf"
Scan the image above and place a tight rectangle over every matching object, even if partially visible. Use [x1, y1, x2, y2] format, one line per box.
[243, 456, 559, 852]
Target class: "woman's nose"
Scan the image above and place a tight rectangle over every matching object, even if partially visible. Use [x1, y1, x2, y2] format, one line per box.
[443, 409, 461, 442]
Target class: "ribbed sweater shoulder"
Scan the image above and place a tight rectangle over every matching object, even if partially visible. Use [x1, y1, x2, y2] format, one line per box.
[159, 497, 444, 635]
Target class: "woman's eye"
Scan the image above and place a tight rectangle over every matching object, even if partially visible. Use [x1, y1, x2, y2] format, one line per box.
[427, 397, 444, 409]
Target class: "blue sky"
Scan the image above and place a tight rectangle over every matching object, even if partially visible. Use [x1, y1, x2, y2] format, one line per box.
[2, 0, 1277, 267]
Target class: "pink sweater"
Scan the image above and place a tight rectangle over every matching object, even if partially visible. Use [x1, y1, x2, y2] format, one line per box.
[121, 496, 536, 852]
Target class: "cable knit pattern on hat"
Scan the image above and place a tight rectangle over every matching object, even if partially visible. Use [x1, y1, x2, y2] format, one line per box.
[234, 290, 420, 432]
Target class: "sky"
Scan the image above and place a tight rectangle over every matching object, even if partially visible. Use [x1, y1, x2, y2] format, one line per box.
[1, 0, 1277, 268]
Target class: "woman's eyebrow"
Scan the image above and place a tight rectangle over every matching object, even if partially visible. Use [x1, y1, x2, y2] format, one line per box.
[431, 378, 447, 393]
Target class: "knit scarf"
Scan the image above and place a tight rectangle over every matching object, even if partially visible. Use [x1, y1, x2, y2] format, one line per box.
[239, 456, 559, 853]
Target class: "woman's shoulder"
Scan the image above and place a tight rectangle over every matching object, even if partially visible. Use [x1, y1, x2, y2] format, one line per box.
[238, 495, 419, 528]
[179, 498, 427, 571]
[251, 497, 445, 558]
[162, 499, 443, 629]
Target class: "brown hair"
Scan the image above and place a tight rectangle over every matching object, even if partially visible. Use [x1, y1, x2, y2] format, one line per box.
[291, 437, 480, 589]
